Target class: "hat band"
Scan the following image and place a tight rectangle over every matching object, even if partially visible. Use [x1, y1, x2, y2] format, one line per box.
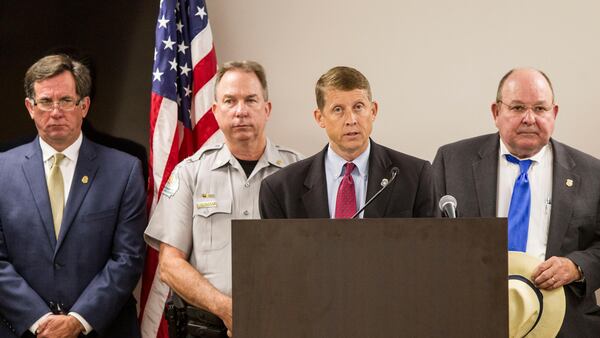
[509, 274, 544, 337]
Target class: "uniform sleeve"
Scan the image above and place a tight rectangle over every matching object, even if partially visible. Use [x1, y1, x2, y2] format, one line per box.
[144, 166, 195, 256]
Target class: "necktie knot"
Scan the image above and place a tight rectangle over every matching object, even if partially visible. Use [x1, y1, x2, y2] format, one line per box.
[52, 153, 66, 168]
[505, 154, 532, 175]
[343, 162, 355, 177]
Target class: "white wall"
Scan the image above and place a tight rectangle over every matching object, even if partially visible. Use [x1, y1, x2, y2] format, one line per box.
[208, 0, 600, 162]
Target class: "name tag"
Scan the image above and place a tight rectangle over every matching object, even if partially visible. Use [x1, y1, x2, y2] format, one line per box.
[197, 200, 217, 208]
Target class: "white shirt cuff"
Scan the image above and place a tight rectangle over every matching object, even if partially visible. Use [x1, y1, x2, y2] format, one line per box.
[29, 312, 52, 334]
[68, 312, 93, 335]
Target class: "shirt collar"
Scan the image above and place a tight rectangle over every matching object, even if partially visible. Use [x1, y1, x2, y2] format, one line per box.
[499, 139, 551, 163]
[325, 142, 370, 178]
[39, 132, 83, 163]
[211, 138, 276, 170]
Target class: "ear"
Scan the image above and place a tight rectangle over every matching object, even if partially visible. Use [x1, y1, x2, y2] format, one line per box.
[552, 103, 559, 119]
[313, 109, 325, 128]
[370, 101, 379, 121]
[491, 102, 499, 121]
[25, 98, 35, 119]
[264, 101, 272, 119]
[79, 97, 91, 118]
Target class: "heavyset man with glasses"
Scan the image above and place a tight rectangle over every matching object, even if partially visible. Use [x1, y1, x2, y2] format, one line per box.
[433, 68, 600, 336]
[0, 54, 146, 337]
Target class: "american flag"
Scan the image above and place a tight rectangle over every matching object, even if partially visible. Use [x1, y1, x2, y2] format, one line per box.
[140, 0, 219, 336]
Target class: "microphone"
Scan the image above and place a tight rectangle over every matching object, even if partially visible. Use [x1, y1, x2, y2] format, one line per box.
[438, 195, 458, 218]
[352, 167, 399, 219]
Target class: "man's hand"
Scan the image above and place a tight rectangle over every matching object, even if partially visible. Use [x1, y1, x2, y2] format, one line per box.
[36, 314, 84, 338]
[531, 256, 581, 290]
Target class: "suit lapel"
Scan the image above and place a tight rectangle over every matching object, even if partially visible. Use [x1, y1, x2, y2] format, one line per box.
[364, 141, 392, 218]
[546, 140, 577, 258]
[56, 138, 99, 250]
[472, 134, 499, 217]
[302, 146, 330, 218]
[21, 139, 57, 248]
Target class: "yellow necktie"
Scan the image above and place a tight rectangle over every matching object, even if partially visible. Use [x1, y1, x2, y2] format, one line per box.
[48, 153, 65, 238]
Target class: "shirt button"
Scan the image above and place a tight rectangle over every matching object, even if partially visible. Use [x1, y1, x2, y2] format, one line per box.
[243, 210, 249, 216]
[244, 182, 250, 188]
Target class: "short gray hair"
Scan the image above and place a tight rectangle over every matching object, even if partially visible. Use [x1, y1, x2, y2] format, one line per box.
[214, 60, 268, 100]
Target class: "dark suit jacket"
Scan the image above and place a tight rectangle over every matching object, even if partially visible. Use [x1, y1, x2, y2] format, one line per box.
[260, 140, 435, 218]
[0, 136, 147, 337]
[433, 133, 600, 337]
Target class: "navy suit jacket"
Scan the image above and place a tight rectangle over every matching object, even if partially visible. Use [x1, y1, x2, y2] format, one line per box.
[0, 136, 146, 337]
[433, 133, 600, 337]
[259, 140, 435, 218]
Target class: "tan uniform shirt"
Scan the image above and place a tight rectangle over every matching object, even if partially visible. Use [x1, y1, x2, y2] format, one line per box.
[145, 139, 302, 296]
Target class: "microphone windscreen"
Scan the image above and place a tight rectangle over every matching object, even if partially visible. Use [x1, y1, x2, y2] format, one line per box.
[438, 194, 457, 212]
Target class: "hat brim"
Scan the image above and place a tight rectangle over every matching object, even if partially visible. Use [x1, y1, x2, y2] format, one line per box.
[508, 251, 566, 337]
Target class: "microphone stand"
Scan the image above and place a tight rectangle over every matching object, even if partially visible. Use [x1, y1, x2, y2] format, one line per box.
[351, 167, 399, 219]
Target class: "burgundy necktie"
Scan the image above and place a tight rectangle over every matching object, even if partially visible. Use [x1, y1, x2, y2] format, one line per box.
[335, 162, 357, 218]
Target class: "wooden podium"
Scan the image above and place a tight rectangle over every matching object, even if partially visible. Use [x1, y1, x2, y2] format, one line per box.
[232, 218, 507, 337]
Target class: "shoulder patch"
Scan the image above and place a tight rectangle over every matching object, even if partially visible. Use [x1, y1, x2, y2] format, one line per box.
[162, 167, 180, 198]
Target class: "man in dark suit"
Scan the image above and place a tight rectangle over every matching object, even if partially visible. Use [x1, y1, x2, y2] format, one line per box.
[260, 66, 434, 219]
[433, 68, 600, 336]
[0, 54, 146, 337]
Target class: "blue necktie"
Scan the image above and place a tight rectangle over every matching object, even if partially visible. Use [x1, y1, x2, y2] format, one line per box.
[506, 154, 533, 252]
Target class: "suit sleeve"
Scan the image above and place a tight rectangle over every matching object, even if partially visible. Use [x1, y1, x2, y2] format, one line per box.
[69, 159, 147, 333]
[259, 178, 285, 219]
[565, 195, 600, 297]
[431, 147, 446, 217]
[413, 160, 436, 217]
[0, 216, 52, 335]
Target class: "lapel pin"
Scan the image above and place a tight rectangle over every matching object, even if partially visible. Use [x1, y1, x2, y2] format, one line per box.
[276, 159, 283, 166]
[82, 176, 89, 184]
[566, 179, 573, 187]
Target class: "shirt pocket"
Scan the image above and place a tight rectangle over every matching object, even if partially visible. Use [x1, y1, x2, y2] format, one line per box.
[192, 198, 232, 251]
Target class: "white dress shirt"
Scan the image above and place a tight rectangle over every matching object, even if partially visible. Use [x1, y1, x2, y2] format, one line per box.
[325, 143, 370, 218]
[496, 140, 553, 261]
[32, 133, 93, 335]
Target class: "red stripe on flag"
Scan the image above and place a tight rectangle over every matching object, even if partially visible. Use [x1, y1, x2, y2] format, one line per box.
[193, 46, 217, 96]
[193, 109, 219, 147]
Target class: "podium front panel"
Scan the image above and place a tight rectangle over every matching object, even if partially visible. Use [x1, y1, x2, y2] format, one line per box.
[232, 218, 507, 337]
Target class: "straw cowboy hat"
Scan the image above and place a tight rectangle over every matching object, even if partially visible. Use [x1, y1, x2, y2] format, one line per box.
[508, 251, 566, 337]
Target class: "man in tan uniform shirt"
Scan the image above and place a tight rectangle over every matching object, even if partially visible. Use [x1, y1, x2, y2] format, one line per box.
[144, 61, 302, 337]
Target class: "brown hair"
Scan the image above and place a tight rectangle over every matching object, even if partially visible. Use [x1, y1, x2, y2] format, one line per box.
[24, 54, 92, 99]
[315, 66, 372, 110]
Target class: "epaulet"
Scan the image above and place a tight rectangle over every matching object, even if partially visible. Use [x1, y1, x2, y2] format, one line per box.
[273, 144, 302, 156]
[188, 142, 225, 162]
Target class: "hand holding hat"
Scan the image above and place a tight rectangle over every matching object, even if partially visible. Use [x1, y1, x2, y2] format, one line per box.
[531, 256, 583, 290]
[509, 252, 566, 338]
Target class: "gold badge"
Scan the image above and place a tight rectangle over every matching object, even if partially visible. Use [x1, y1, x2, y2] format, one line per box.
[276, 160, 283, 166]
[81, 176, 89, 184]
[566, 179, 573, 187]
[201, 193, 215, 198]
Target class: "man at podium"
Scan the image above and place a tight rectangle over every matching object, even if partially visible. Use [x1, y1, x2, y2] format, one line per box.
[432, 68, 600, 336]
[259, 66, 435, 219]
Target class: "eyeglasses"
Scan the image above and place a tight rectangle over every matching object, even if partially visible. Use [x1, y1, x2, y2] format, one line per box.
[30, 97, 82, 112]
[498, 101, 554, 115]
